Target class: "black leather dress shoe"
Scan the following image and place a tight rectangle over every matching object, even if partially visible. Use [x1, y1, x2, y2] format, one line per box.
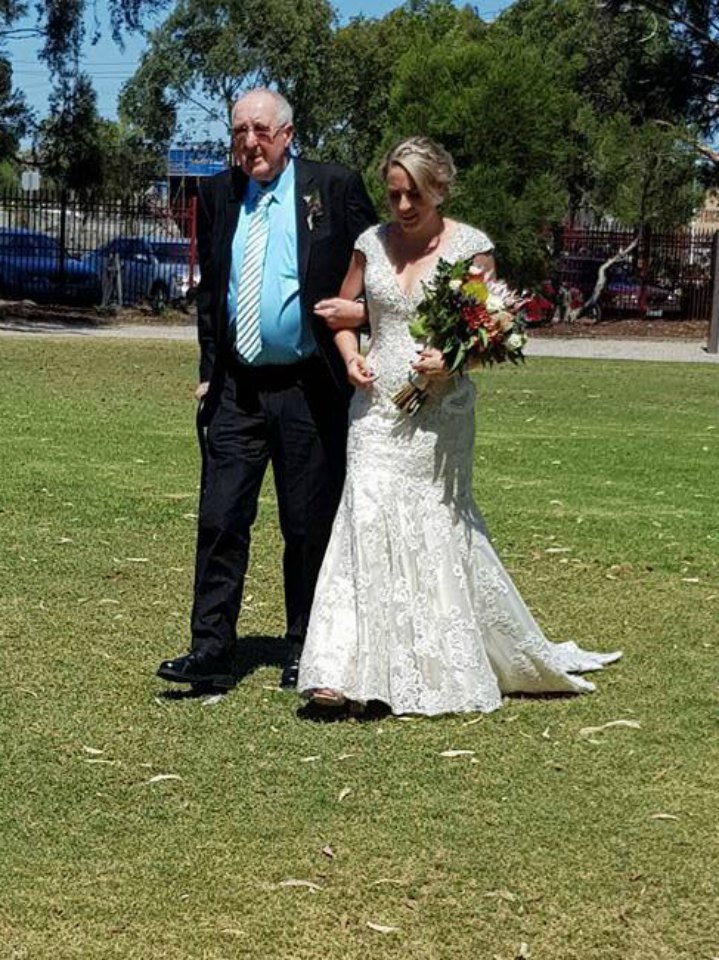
[279, 643, 303, 690]
[156, 651, 235, 689]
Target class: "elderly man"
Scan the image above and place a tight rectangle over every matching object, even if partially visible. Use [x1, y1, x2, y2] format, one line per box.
[157, 88, 376, 690]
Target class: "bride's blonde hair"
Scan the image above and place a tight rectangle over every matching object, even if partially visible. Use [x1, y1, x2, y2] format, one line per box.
[380, 136, 456, 205]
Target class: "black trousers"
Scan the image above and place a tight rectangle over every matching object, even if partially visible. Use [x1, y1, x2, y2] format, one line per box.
[190, 356, 348, 661]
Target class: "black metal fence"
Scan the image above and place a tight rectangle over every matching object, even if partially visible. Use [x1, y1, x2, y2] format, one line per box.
[1, 192, 716, 322]
[0, 191, 197, 309]
[556, 223, 715, 321]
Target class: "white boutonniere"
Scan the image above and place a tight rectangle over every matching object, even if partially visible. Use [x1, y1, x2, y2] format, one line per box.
[303, 190, 323, 231]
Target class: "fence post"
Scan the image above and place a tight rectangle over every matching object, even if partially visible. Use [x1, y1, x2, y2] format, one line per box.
[708, 231, 719, 354]
[638, 223, 649, 317]
[58, 189, 68, 287]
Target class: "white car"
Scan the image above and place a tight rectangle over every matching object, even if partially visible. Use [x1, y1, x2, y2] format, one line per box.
[87, 237, 199, 312]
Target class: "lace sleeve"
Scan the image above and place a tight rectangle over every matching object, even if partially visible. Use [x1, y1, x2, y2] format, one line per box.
[354, 225, 377, 258]
[459, 224, 494, 257]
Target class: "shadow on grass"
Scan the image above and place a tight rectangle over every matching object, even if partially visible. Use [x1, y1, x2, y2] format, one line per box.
[154, 634, 290, 700]
[296, 699, 392, 724]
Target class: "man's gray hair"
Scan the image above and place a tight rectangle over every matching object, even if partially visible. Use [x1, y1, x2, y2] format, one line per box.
[271, 91, 293, 126]
[236, 87, 293, 126]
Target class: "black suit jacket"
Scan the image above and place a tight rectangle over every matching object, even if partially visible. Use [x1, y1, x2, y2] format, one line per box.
[195, 157, 377, 394]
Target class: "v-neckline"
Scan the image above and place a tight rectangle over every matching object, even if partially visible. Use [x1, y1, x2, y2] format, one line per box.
[378, 222, 459, 300]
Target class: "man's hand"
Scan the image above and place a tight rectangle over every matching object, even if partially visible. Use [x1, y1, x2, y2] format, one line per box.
[195, 381, 210, 401]
[314, 297, 366, 331]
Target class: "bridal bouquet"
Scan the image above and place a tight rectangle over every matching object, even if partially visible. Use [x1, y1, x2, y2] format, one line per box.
[392, 258, 528, 415]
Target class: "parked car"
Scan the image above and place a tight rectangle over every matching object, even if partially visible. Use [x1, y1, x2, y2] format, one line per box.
[150, 240, 200, 312]
[85, 236, 198, 312]
[553, 257, 683, 320]
[0, 227, 101, 303]
[600, 264, 682, 318]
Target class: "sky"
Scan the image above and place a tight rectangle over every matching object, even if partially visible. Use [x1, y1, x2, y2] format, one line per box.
[8, 0, 511, 142]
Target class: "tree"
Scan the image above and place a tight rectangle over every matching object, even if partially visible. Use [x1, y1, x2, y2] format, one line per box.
[1, 0, 166, 171]
[494, 0, 703, 212]
[319, 1, 485, 171]
[1, 2, 31, 166]
[0, 0, 168, 75]
[35, 73, 105, 196]
[604, 0, 719, 132]
[0, 54, 28, 164]
[591, 116, 700, 229]
[119, 0, 337, 153]
[383, 27, 578, 284]
[96, 118, 165, 197]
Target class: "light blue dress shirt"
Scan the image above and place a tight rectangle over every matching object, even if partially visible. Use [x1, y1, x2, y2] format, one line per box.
[228, 158, 316, 365]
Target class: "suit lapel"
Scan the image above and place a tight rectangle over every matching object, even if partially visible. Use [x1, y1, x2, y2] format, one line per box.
[295, 159, 315, 290]
[217, 167, 246, 325]
[222, 166, 246, 259]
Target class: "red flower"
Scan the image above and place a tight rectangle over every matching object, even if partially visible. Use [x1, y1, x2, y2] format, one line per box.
[461, 302, 492, 331]
[524, 294, 553, 324]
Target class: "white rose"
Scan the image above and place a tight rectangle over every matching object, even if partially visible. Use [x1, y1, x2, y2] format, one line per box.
[449, 279, 462, 292]
[506, 332, 525, 351]
[485, 293, 504, 313]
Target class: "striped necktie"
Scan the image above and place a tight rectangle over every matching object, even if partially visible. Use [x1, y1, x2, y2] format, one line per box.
[236, 191, 273, 362]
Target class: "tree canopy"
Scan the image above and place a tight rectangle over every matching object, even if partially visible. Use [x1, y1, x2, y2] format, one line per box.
[2, 0, 710, 281]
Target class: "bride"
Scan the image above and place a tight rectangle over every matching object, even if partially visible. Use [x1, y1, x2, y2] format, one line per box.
[298, 136, 621, 716]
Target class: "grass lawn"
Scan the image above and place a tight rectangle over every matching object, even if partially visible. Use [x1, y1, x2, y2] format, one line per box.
[1, 338, 717, 960]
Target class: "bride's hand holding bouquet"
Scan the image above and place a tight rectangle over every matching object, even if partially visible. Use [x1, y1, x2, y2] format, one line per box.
[393, 258, 528, 415]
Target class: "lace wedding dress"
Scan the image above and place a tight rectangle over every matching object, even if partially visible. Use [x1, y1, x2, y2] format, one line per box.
[298, 223, 621, 715]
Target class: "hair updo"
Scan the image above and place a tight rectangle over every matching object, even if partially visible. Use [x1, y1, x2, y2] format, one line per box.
[380, 136, 457, 205]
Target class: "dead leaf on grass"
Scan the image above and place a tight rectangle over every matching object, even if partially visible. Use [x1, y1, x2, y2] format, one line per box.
[439, 749, 475, 758]
[517, 943, 531, 959]
[338, 787, 352, 802]
[366, 922, 400, 934]
[143, 773, 182, 785]
[579, 719, 641, 738]
[322, 845, 335, 859]
[82, 746, 104, 755]
[278, 879, 322, 893]
[650, 813, 680, 821]
[541, 727, 551, 740]
[201, 694, 225, 707]
[485, 889, 517, 902]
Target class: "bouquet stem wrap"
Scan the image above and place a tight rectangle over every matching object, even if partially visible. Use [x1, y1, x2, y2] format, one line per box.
[391, 371, 429, 416]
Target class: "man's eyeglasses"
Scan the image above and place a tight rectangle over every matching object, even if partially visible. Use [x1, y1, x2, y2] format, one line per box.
[232, 123, 288, 145]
